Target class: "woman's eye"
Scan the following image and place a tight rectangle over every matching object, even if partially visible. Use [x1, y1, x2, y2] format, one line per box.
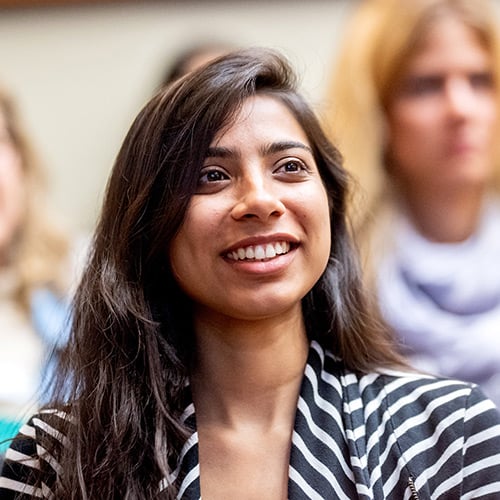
[198, 168, 229, 185]
[401, 76, 442, 96]
[276, 159, 308, 174]
[469, 71, 494, 89]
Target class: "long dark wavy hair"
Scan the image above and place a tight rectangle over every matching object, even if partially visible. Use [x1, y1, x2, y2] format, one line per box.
[47, 48, 403, 498]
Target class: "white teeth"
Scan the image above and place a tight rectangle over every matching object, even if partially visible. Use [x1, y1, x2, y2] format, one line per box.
[265, 244, 276, 258]
[227, 241, 291, 261]
[254, 246, 265, 260]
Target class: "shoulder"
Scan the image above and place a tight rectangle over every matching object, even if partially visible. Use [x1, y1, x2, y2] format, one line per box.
[0, 409, 69, 498]
[375, 372, 500, 495]
[318, 342, 500, 446]
[358, 367, 499, 424]
[349, 369, 500, 495]
[362, 372, 500, 452]
[310, 343, 500, 495]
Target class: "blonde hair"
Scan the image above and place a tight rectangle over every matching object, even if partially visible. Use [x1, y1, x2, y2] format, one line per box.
[324, 0, 500, 273]
[0, 87, 70, 309]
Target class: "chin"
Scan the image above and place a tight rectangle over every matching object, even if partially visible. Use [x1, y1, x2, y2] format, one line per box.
[446, 172, 491, 189]
[226, 296, 303, 321]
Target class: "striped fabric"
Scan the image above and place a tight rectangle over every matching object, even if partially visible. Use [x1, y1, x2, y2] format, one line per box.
[1, 341, 499, 499]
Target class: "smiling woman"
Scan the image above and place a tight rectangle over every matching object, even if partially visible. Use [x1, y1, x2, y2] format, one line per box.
[0, 48, 499, 499]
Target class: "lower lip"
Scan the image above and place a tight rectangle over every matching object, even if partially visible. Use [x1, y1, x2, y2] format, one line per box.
[223, 248, 297, 275]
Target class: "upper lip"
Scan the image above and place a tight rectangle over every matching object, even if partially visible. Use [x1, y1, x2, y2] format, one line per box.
[222, 233, 299, 254]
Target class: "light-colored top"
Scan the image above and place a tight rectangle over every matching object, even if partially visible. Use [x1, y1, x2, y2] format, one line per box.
[0, 270, 43, 420]
[0, 270, 71, 454]
[377, 199, 500, 407]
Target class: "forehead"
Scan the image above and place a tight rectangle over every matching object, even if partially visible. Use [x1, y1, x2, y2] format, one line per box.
[211, 95, 309, 146]
[408, 15, 491, 71]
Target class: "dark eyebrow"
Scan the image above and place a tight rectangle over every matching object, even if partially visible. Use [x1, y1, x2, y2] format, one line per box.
[205, 146, 239, 159]
[261, 141, 313, 156]
[205, 141, 312, 160]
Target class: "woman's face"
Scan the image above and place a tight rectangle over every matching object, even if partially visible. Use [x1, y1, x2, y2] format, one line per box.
[0, 110, 24, 257]
[169, 95, 331, 322]
[385, 16, 497, 196]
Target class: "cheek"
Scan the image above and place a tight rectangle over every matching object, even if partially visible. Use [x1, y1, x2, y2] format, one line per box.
[318, 203, 332, 262]
[389, 95, 445, 131]
[310, 209, 332, 286]
[0, 151, 25, 211]
[168, 237, 187, 290]
[482, 103, 498, 130]
[389, 105, 437, 141]
[168, 203, 221, 290]
[0, 141, 21, 172]
[168, 210, 198, 287]
[386, 106, 438, 171]
[169, 233, 207, 305]
[0, 156, 25, 250]
[302, 187, 331, 259]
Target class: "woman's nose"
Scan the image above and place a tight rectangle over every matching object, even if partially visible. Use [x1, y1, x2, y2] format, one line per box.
[230, 176, 286, 221]
[445, 78, 476, 118]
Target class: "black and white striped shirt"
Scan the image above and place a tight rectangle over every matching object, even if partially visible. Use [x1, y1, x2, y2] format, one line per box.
[1, 341, 500, 498]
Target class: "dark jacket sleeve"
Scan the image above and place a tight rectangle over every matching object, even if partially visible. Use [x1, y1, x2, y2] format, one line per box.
[461, 386, 500, 497]
[0, 415, 55, 499]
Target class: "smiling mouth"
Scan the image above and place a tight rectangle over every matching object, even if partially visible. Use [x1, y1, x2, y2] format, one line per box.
[226, 241, 291, 261]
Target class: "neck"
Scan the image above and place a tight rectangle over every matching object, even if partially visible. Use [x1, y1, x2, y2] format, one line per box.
[190, 305, 308, 430]
[400, 185, 485, 243]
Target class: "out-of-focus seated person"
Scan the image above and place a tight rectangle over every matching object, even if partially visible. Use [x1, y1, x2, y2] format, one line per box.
[324, 0, 500, 406]
[160, 40, 234, 87]
[0, 86, 76, 456]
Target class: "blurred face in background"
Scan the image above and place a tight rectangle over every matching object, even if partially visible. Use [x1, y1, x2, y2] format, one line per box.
[180, 48, 228, 75]
[0, 109, 24, 259]
[385, 15, 498, 197]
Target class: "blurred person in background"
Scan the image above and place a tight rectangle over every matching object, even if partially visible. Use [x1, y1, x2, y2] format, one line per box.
[159, 40, 234, 87]
[324, 0, 500, 406]
[0, 86, 77, 462]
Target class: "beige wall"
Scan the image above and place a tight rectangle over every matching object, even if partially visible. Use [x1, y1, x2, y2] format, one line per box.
[0, 1, 354, 232]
